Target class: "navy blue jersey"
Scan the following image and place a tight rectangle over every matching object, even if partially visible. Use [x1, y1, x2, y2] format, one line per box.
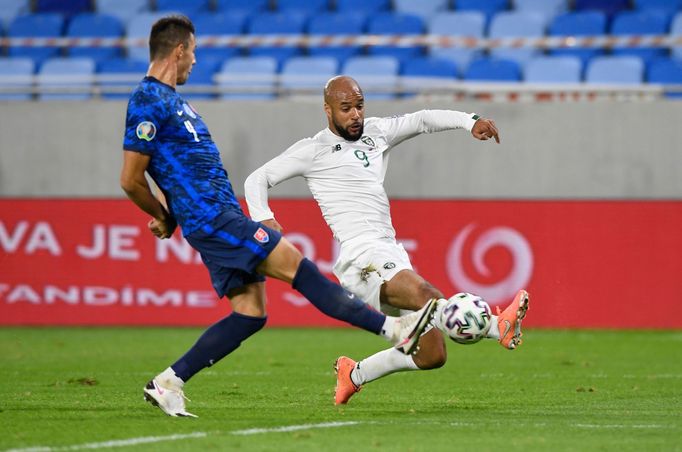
[123, 76, 241, 235]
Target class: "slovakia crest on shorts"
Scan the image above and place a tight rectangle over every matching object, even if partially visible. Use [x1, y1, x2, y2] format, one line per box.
[254, 227, 269, 243]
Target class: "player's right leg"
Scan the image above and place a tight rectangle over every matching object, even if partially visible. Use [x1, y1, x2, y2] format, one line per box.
[257, 238, 435, 354]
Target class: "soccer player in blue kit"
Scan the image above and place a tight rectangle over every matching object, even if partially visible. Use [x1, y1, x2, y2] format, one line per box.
[119, 15, 436, 417]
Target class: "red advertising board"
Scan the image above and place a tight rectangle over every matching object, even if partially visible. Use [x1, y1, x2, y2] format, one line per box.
[1, 199, 680, 328]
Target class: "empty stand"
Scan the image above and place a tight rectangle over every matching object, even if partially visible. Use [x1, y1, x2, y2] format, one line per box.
[217, 56, 277, 99]
[393, 0, 449, 20]
[335, 0, 390, 14]
[307, 12, 366, 62]
[455, 0, 509, 22]
[8, 13, 65, 65]
[193, 13, 245, 62]
[38, 57, 95, 100]
[585, 56, 644, 84]
[342, 56, 399, 99]
[0, 57, 35, 101]
[524, 56, 582, 83]
[95, 0, 150, 23]
[548, 12, 607, 64]
[280, 56, 338, 92]
[366, 12, 425, 63]
[610, 11, 670, 63]
[428, 12, 486, 74]
[66, 13, 125, 63]
[464, 58, 522, 82]
[488, 11, 546, 65]
[97, 58, 148, 99]
[246, 12, 307, 67]
[155, 0, 211, 15]
[125, 12, 167, 61]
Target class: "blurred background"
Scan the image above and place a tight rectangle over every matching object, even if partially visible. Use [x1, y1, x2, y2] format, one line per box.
[1, 0, 681, 329]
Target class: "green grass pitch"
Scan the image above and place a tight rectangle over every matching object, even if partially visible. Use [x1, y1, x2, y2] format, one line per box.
[1, 327, 680, 451]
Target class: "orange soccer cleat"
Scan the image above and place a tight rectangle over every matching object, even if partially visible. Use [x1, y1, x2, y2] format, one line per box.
[496, 290, 530, 350]
[334, 356, 361, 405]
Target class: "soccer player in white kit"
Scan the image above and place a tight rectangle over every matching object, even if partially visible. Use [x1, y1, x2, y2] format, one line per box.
[245, 76, 529, 405]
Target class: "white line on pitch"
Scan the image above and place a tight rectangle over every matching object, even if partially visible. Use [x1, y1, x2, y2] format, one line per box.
[231, 421, 360, 435]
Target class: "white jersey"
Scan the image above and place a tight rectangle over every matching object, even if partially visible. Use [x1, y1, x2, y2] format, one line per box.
[244, 109, 477, 250]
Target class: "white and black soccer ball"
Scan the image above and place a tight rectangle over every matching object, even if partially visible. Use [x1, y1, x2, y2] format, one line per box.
[436, 293, 492, 345]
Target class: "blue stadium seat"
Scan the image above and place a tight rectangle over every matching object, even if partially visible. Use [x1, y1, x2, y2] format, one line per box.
[38, 57, 95, 100]
[585, 56, 644, 84]
[35, 0, 90, 17]
[401, 57, 458, 92]
[66, 13, 124, 63]
[335, 0, 390, 14]
[97, 58, 148, 99]
[463, 58, 522, 81]
[428, 12, 486, 74]
[277, 0, 329, 14]
[488, 11, 546, 66]
[0, 57, 35, 101]
[215, 0, 269, 14]
[393, 0, 449, 20]
[513, 0, 567, 23]
[280, 56, 338, 92]
[246, 12, 307, 67]
[342, 56, 399, 99]
[672, 12, 682, 60]
[610, 11, 670, 63]
[95, 0, 151, 23]
[181, 57, 222, 100]
[574, 0, 629, 17]
[634, 0, 682, 15]
[366, 13, 425, 63]
[307, 12, 366, 62]
[155, 0, 211, 15]
[217, 56, 278, 99]
[524, 56, 582, 83]
[0, 0, 30, 29]
[125, 12, 167, 61]
[455, 0, 509, 23]
[193, 13, 245, 62]
[647, 58, 682, 97]
[548, 12, 607, 64]
[8, 14, 65, 65]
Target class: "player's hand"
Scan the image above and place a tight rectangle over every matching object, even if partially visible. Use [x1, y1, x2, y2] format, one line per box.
[471, 118, 500, 143]
[148, 216, 177, 239]
[261, 218, 283, 233]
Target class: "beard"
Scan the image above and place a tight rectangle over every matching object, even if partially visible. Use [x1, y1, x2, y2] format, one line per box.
[333, 118, 364, 141]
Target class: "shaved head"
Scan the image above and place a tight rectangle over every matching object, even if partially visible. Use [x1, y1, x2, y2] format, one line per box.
[324, 76, 365, 141]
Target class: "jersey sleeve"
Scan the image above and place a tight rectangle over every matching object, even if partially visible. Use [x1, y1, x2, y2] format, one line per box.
[375, 110, 479, 148]
[122, 90, 170, 155]
[244, 139, 315, 222]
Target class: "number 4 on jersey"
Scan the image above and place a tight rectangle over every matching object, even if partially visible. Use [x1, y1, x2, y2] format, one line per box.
[184, 120, 200, 142]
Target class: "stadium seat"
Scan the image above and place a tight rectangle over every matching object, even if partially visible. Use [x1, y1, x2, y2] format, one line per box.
[246, 12, 307, 67]
[193, 13, 245, 62]
[0, 57, 35, 101]
[548, 12, 607, 64]
[428, 12, 486, 75]
[307, 12, 366, 62]
[463, 58, 522, 82]
[95, 0, 151, 23]
[454, 0, 509, 23]
[335, 0, 390, 14]
[155, 0, 211, 15]
[97, 58, 148, 99]
[215, 0, 269, 14]
[37, 57, 95, 100]
[488, 11, 546, 66]
[524, 56, 582, 83]
[276, 0, 329, 14]
[574, 0, 629, 17]
[66, 13, 124, 63]
[610, 11, 670, 63]
[280, 56, 338, 92]
[181, 57, 222, 100]
[125, 12, 168, 61]
[0, 0, 30, 29]
[585, 56, 644, 84]
[401, 57, 458, 92]
[634, 0, 682, 15]
[647, 58, 682, 97]
[35, 0, 90, 17]
[366, 13, 425, 63]
[393, 0, 449, 20]
[342, 56, 399, 99]
[672, 12, 682, 60]
[513, 0, 567, 23]
[216, 56, 278, 99]
[8, 14, 65, 65]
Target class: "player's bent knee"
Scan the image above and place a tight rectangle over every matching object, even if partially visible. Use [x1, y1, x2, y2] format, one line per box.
[258, 239, 304, 283]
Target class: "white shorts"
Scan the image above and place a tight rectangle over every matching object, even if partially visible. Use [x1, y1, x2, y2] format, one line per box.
[333, 238, 413, 312]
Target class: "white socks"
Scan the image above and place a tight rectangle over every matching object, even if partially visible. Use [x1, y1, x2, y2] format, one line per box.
[156, 367, 185, 390]
[380, 316, 397, 342]
[350, 347, 419, 387]
[486, 315, 500, 339]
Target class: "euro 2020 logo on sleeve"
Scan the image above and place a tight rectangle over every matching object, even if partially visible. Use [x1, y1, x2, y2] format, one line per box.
[136, 121, 156, 141]
[446, 223, 533, 306]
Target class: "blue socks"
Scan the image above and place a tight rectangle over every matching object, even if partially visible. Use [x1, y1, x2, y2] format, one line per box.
[292, 258, 385, 334]
[171, 312, 266, 382]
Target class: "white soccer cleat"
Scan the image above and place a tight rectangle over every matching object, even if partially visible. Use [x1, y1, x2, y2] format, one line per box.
[393, 298, 439, 355]
[143, 379, 197, 418]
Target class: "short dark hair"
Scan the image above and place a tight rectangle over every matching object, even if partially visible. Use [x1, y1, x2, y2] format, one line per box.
[149, 15, 195, 60]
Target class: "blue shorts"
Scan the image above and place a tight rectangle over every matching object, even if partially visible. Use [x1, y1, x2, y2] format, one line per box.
[185, 210, 282, 298]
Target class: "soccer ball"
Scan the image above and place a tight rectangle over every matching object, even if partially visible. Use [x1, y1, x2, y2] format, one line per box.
[437, 293, 492, 345]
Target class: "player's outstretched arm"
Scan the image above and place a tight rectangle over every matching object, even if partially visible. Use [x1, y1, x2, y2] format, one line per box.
[471, 117, 500, 143]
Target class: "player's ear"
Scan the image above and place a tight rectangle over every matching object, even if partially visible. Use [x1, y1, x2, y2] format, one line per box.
[323, 102, 331, 118]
